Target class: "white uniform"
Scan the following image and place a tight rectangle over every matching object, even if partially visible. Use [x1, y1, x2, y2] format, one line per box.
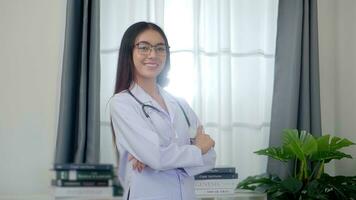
[110, 83, 216, 200]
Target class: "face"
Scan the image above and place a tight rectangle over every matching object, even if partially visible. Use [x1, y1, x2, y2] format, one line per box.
[132, 29, 167, 83]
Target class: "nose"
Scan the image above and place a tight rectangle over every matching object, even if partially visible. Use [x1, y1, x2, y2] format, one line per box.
[147, 47, 158, 58]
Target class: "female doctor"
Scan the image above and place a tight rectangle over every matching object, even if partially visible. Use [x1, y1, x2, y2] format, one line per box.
[110, 22, 216, 200]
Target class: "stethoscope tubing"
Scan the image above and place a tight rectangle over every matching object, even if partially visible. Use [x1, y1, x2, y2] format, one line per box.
[127, 90, 191, 127]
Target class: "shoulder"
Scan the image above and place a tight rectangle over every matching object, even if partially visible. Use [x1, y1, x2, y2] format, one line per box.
[109, 91, 135, 110]
[162, 90, 193, 113]
[161, 88, 188, 105]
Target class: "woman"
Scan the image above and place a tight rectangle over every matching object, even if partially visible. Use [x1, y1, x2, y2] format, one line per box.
[110, 22, 216, 200]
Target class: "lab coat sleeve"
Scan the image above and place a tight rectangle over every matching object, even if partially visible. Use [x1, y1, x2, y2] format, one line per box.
[110, 95, 205, 171]
[177, 99, 217, 176]
[183, 149, 216, 176]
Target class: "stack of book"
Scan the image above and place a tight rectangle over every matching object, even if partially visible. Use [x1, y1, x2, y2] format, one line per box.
[52, 163, 117, 199]
[194, 167, 238, 195]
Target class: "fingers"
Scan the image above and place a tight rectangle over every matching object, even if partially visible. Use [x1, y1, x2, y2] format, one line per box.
[131, 158, 146, 172]
[196, 126, 204, 135]
[137, 162, 145, 172]
[128, 154, 134, 161]
[135, 161, 145, 172]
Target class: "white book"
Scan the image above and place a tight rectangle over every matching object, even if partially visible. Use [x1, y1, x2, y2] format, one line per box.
[195, 188, 235, 195]
[53, 187, 113, 197]
[194, 179, 238, 189]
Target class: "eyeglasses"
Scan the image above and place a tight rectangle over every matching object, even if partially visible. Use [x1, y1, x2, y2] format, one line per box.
[135, 42, 169, 56]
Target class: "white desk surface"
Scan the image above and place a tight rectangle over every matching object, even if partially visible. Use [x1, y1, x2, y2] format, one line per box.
[54, 189, 266, 200]
[0, 189, 266, 200]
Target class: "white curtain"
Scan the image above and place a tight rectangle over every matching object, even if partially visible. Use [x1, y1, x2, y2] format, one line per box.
[100, 0, 278, 182]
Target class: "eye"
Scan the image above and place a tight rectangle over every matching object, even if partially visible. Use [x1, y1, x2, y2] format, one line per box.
[138, 45, 150, 51]
[156, 45, 166, 52]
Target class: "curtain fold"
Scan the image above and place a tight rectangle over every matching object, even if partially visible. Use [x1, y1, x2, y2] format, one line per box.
[55, 0, 101, 164]
[267, 0, 321, 178]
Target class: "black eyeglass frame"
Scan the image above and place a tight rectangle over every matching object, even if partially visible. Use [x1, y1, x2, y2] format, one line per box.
[134, 41, 170, 56]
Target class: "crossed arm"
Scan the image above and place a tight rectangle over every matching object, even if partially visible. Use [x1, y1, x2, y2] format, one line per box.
[110, 96, 216, 174]
[128, 126, 215, 172]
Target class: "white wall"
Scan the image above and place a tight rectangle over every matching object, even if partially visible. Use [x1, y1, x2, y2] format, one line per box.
[0, 0, 66, 198]
[318, 0, 356, 176]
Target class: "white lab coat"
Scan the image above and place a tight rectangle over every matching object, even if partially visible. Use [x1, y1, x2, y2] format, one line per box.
[110, 83, 216, 200]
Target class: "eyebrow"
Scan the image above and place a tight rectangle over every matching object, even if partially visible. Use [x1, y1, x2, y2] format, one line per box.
[136, 41, 166, 46]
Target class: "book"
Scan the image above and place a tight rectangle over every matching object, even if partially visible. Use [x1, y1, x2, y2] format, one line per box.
[53, 187, 113, 197]
[113, 184, 124, 197]
[194, 179, 238, 189]
[195, 173, 238, 180]
[195, 188, 235, 195]
[52, 179, 112, 187]
[202, 167, 236, 174]
[55, 170, 113, 180]
[53, 163, 113, 171]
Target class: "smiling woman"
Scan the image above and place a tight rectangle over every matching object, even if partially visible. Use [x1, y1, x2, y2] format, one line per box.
[100, 0, 279, 184]
[109, 21, 216, 199]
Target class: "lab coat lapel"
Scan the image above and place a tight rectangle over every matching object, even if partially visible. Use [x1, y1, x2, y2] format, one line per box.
[130, 83, 153, 105]
[158, 86, 178, 124]
[130, 83, 171, 120]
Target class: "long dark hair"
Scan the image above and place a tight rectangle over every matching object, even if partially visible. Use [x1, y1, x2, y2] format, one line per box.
[114, 21, 171, 94]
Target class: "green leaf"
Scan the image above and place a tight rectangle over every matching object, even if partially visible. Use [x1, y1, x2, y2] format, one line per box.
[283, 129, 305, 161]
[282, 129, 318, 163]
[311, 151, 352, 162]
[300, 130, 318, 156]
[254, 147, 294, 162]
[330, 136, 355, 151]
[317, 134, 354, 152]
[316, 135, 331, 151]
[304, 180, 329, 200]
[311, 135, 354, 163]
[237, 174, 281, 191]
[317, 174, 356, 199]
[280, 177, 303, 193]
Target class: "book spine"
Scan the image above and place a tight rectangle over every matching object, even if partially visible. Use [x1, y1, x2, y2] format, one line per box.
[53, 164, 113, 171]
[203, 167, 236, 174]
[56, 170, 113, 180]
[194, 179, 238, 189]
[53, 180, 112, 187]
[53, 187, 113, 197]
[195, 173, 238, 180]
[195, 188, 235, 195]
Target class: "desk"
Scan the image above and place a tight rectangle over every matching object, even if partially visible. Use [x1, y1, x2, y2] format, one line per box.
[53, 190, 266, 200]
[197, 189, 266, 200]
[0, 190, 266, 200]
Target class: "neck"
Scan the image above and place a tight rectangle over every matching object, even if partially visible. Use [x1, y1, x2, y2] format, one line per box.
[134, 78, 158, 97]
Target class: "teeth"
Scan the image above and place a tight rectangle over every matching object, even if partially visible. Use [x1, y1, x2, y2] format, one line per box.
[146, 64, 158, 67]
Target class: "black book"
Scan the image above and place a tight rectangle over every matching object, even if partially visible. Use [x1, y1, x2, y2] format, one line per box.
[194, 173, 238, 180]
[55, 170, 113, 180]
[52, 179, 112, 187]
[53, 163, 113, 171]
[202, 167, 236, 174]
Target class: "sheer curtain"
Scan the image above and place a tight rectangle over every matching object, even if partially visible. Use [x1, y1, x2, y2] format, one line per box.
[100, 0, 278, 181]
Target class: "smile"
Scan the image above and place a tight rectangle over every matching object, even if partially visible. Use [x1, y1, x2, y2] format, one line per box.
[144, 63, 159, 68]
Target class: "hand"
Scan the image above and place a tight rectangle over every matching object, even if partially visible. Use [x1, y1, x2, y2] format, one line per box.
[128, 154, 146, 172]
[194, 126, 215, 154]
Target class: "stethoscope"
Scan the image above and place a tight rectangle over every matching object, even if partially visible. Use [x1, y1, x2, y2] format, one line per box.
[127, 90, 191, 128]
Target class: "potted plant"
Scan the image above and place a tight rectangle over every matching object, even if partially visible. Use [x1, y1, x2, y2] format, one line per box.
[237, 129, 356, 199]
